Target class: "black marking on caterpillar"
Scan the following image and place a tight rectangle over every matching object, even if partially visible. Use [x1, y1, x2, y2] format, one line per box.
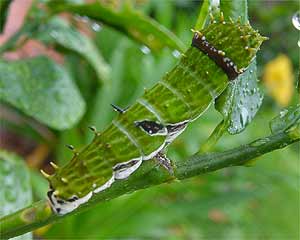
[165, 121, 189, 144]
[113, 158, 142, 180]
[134, 120, 168, 136]
[113, 159, 140, 171]
[192, 32, 241, 80]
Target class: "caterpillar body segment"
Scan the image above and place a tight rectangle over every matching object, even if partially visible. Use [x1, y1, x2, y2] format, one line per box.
[45, 19, 266, 215]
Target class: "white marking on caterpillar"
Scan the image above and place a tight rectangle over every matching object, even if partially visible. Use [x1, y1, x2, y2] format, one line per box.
[113, 158, 142, 180]
[159, 81, 192, 111]
[113, 120, 144, 156]
[143, 142, 166, 161]
[137, 99, 164, 123]
[166, 120, 189, 144]
[48, 190, 92, 215]
[178, 64, 217, 98]
[93, 176, 115, 194]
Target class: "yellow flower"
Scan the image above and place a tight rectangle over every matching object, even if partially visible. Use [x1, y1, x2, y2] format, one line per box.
[263, 54, 294, 106]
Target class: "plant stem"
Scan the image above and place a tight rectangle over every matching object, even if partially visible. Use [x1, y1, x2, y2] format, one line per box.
[0, 127, 299, 239]
[198, 120, 229, 153]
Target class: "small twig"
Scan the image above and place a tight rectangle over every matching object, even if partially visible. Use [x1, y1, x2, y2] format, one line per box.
[1, 126, 299, 239]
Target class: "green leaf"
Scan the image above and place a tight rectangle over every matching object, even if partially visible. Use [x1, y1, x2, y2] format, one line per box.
[0, 0, 11, 33]
[87, 39, 129, 131]
[215, 1, 263, 134]
[0, 150, 32, 240]
[47, 1, 186, 52]
[35, 17, 111, 84]
[194, 0, 209, 30]
[220, 0, 248, 23]
[270, 104, 300, 134]
[215, 62, 263, 134]
[0, 56, 85, 130]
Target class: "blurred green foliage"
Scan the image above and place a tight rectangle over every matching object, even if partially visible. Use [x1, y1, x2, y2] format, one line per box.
[47, 1, 299, 239]
[0, 0, 299, 239]
[0, 150, 32, 240]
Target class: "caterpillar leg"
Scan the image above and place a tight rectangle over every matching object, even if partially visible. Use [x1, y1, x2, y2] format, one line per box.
[155, 151, 173, 174]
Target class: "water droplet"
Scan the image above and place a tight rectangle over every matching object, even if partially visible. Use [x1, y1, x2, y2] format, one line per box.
[298, 39, 300, 47]
[251, 138, 270, 147]
[240, 107, 249, 126]
[91, 23, 102, 32]
[279, 109, 288, 118]
[78, 15, 90, 23]
[279, 143, 288, 148]
[50, 30, 58, 38]
[140, 45, 151, 54]
[5, 188, 17, 201]
[172, 50, 181, 58]
[292, 11, 300, 30]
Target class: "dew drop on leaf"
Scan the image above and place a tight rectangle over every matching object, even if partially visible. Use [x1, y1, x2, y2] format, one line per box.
[292, 11, 300, 30]
[172, 50, 181, 58]
[91, 22, 102, 32]
[240, 107, 249, 126]
[50, 30, 59, 39]
[140, 45, 151, 54]
[279, 109, 288, 118]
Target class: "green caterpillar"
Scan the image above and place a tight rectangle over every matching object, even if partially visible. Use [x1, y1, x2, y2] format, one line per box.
[42, 16, 266, 215]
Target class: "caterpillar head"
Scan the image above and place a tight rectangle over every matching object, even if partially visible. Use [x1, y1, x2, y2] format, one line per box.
[192, 14, 267, 77]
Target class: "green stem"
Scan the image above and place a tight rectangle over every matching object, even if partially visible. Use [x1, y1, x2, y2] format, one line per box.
[1, 127, 299, 239]
[198, 119, 229, 153]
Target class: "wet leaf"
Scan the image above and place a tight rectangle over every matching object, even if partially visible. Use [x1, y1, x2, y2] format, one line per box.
[0, 150, 32, 240]
[216, 62, 263, 134]
[0, 56, 85, 130]
[213, 1, 263, 135]
[270, 104, 300, 134]
[35, 17, 110, 84]
[47, 0, 186, 52]
[263, 54, 294, 106]
[0, 0, 11, 33]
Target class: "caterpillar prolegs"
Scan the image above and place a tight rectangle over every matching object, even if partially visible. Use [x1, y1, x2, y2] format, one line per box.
[42, 17, 266, 215]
